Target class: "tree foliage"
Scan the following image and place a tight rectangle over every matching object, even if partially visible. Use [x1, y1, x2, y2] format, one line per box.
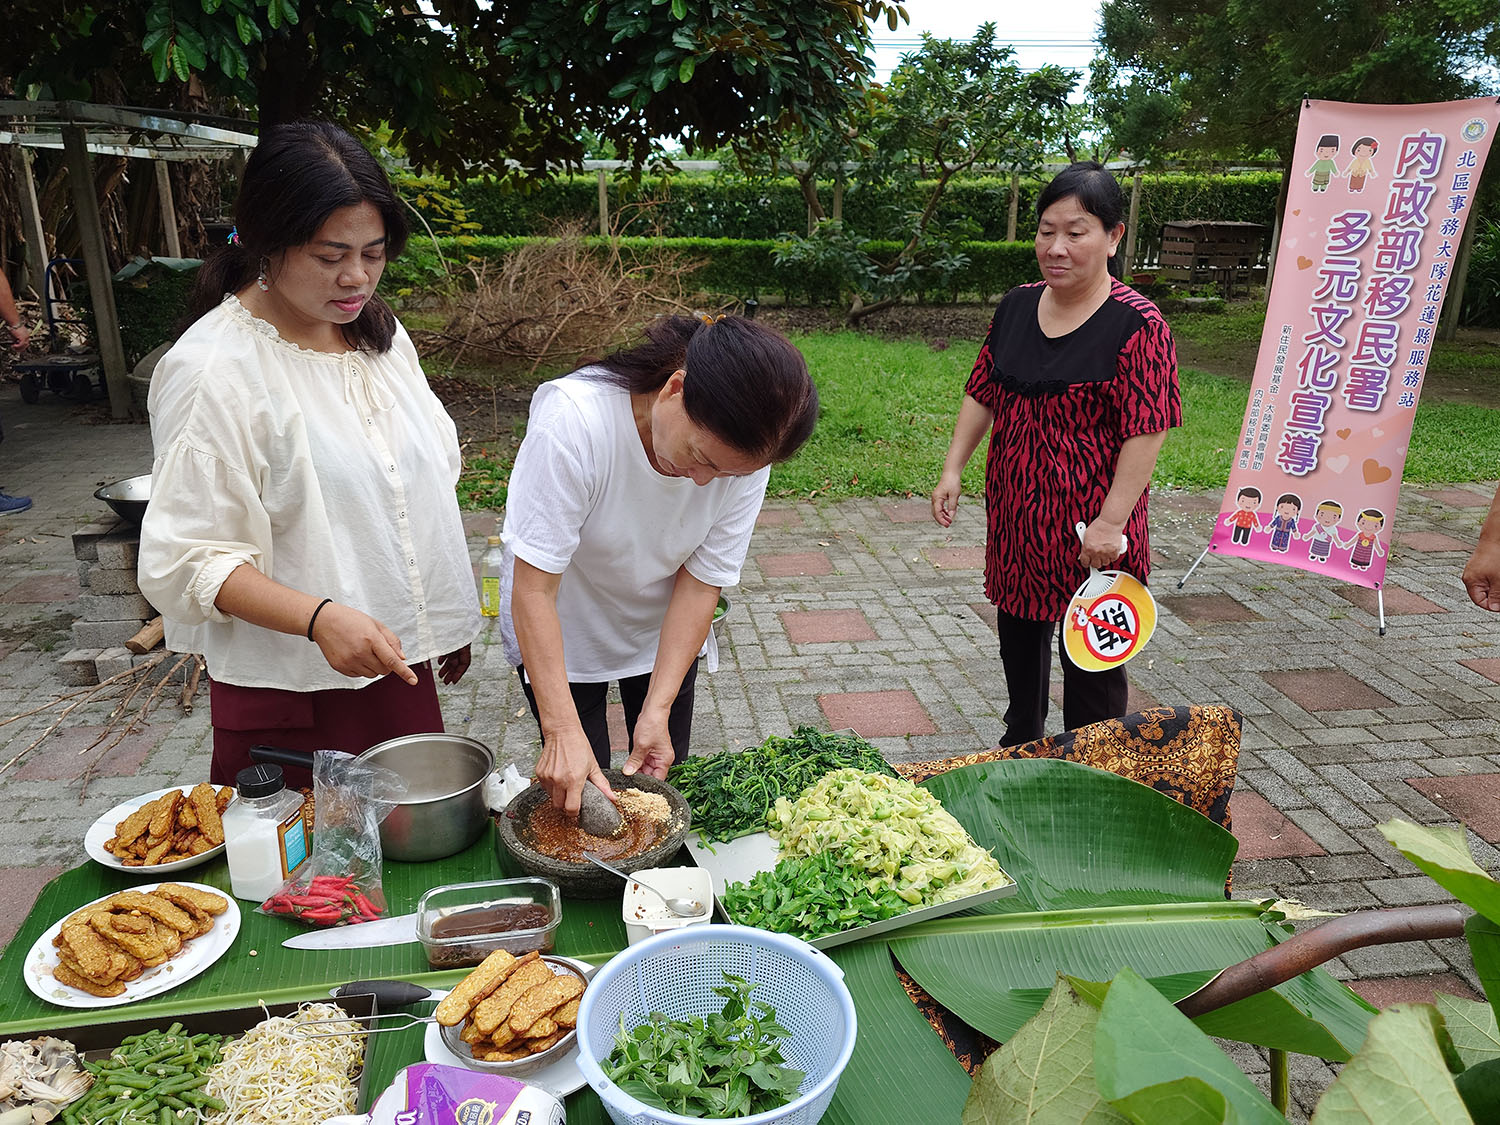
[1, 0, 907, 178]
[1093, 0, 1500, 164]
[770, 24, 1077, 321]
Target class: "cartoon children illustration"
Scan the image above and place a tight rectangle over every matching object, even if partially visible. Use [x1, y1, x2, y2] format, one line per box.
[1268, 493, 1302, 553]
[1304, 499, 1349, 564]
[1305, 134, 1340, 193]
[1344, 136, 1378, 193]
[1222, 486, 1264, 546]
[1348, 508, 1386, 571]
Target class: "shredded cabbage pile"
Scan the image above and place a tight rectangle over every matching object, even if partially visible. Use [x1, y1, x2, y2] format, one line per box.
[769, 769, 1009, 905]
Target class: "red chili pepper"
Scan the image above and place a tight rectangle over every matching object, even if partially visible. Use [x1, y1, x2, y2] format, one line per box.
[352, 892, 381, 919]
[299, 905, 345, 923]
[286, 894, 334, 908]
[309, 875, 353, 892]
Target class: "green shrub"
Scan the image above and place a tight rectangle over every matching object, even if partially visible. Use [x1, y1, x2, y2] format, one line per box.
[428, 171, 1285, 243]
[74, 259, 203, 368]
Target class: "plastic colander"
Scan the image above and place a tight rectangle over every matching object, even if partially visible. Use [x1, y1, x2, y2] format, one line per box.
[575, 924, 857, 1125]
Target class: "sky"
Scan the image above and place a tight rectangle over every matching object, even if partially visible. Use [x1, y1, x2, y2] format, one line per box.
[867, 0, 1106, 84]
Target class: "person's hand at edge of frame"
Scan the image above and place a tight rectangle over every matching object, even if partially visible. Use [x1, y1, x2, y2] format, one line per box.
[1462, 540, 1500, 612]
[621, 707, 675, 781]
[437, 644, 471, 684]
[310, 602, 419, 684]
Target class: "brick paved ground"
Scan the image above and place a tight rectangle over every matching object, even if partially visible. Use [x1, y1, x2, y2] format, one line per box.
[3, 394, 1498, 1119]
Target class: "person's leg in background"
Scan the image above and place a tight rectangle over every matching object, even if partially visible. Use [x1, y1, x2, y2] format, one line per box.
[995, 610, 1055, 746]
[517, 668, 614, 769]
[618, 660, 700, 767]
[1058, 630, 1129, 731]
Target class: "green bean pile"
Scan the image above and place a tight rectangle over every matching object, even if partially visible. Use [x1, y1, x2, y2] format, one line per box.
[65, 1024, 226, 1125]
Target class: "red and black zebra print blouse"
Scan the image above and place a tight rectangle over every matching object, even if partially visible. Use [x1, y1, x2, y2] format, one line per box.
[963, 279, 1181, 620]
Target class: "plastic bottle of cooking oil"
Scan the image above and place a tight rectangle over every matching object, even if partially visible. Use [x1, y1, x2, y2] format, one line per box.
[479, 535, 504, 617]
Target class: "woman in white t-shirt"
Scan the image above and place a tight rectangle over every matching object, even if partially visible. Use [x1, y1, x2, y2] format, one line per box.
[501, 315, 818, 816]
[139, 122, 480, 787]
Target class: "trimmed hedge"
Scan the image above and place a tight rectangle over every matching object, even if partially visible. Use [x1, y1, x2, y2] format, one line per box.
[385, 235, 1040, 305]
[433, 171, 1284, 242]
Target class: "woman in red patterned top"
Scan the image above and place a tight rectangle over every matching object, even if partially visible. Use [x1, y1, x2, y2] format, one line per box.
[931, 162, 1181, 745]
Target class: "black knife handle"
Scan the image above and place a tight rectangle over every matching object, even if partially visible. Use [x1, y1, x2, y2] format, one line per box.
[334, 979, 433, 1008]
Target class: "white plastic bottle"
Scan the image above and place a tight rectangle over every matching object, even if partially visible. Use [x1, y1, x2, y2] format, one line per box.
[479, 535, 504, 617]
[222, 763, 310, 901]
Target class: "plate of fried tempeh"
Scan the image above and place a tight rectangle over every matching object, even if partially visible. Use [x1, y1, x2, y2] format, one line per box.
[423, 949, 591, 1095]
[83, 784, 234, 873]
[24, 881, 240, 1008]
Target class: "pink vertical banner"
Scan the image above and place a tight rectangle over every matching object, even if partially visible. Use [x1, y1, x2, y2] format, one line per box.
[1207, 97, 1500, 589]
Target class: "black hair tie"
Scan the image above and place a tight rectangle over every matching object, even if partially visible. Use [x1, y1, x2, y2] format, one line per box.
[306, 598, 334, 642]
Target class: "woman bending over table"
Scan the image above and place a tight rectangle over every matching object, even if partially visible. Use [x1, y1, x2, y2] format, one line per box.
[501, 315, 818, 817]
[931, 161, 1181, 746]
[139, 122, 480, 788]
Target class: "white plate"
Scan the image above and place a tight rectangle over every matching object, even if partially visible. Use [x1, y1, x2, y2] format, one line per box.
[422, 956, 593, 1099]
[84, 785, 230, 875]
[24, 881, 241, 1008]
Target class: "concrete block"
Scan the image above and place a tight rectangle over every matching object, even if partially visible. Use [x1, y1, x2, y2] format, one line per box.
[95, 537, 140, 570]
[82, 565, 142, 596]
[57, 648, 102, 686]
[71, 519, 126, 562]
[94, 646, 134, 681]
[78, 593, 153, 622]
[72, 619, 146, 650]
[77, 561, 91, 589]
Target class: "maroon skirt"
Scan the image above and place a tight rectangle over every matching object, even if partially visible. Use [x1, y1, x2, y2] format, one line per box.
[208, 663, 444, 789]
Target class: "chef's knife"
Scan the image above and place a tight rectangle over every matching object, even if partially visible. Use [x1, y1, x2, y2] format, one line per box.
[282, 911, 419, 951]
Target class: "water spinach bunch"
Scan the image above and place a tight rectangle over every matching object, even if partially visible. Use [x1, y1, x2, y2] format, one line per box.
[602, 973, 806, 1118]
[667, 726, 896, 843]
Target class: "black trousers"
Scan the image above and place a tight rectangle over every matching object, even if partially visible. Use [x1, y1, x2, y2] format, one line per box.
[518, 661, 699, 770]
[995, 609, 1129, 746]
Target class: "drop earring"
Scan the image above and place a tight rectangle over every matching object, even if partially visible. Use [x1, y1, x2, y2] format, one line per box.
[257, 258, 270, 292]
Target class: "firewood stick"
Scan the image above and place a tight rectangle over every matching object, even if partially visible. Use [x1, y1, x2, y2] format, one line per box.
[180, 656, 204, 713]
[125, 616, 164, 654]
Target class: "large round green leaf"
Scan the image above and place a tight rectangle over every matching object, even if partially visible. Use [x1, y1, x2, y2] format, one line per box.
[921, 759, 1238, 912]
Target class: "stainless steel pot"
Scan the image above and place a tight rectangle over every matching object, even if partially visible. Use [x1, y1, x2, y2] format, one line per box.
[250, 734, 494, 862]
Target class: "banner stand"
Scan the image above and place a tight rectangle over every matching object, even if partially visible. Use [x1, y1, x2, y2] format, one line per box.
[1175, 550, 1387, 635]
[1178, 96, 1499, 640]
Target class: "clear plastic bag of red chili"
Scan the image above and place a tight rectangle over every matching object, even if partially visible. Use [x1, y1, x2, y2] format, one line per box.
[257, 749, 406, 927]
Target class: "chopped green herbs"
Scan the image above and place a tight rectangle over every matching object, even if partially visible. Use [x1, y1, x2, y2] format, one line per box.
[602, 973, 806, 1118]
[721, 851, 911, 940]
[667, 726, 896, 843]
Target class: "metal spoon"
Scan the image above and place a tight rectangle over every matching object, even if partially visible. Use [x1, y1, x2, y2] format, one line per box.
[581, 850, 706, 918]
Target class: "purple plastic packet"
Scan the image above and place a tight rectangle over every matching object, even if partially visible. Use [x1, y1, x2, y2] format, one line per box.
[322, 1062, 566, 1125]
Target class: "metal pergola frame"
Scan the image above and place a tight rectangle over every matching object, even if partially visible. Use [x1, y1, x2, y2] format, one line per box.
[0, 101, 258, 418]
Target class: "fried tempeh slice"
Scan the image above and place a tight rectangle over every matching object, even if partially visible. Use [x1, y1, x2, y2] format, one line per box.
[56, 924, 123, 981]
[507, 973, 585, 1036]
[217, 786, 234, 812]
[143, 836, 175, 865]
[105, 891, 195, 934]
[189, 783, 225, 846]
[434, 949, 527, 1026]
[178, 803, 198, 829]
[553, 997, 581, 1028]
[90, 914, 169, 967]
[51, 961, 126, 997]
[484, 1029, 567, 1062]
[154, 883, 229, 916]
[148, 792, 182, 839]
[112, 801, 157, 848]
[469, 958, 555, 1035]
[520, 1016, 558, 1040]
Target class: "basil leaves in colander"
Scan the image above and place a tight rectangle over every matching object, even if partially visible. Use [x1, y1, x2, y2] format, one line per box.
[601, 972, 806, 1118]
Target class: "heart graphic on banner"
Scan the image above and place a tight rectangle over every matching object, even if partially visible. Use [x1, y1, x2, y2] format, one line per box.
[1326, 455, 1350, 473]
[1297, 256, 1314, 269]
[1372, 427, 1384, 437]
[1292, 209, 1301, 215]
[1336, 428, 1351, 439]
[1363, 458, 1393, 484]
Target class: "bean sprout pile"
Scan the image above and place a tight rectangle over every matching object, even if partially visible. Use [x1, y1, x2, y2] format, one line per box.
[202, 1003, 364, 1124]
